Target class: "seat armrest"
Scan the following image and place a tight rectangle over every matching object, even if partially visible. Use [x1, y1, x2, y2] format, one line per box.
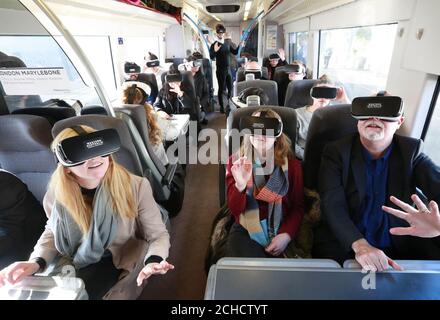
[162, 163, 177, 187]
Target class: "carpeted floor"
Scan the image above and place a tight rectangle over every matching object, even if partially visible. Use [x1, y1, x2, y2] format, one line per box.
[140, 111, 225, 299]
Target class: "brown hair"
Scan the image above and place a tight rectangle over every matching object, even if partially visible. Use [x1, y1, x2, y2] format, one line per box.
[122, 87, 163, 146]
[239, 108, 293, 167]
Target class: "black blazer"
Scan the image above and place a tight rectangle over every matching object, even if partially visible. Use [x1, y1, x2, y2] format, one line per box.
[0, 171, 46, 267]
[318, 133, 440, 258]
[154, 89, 198, 121]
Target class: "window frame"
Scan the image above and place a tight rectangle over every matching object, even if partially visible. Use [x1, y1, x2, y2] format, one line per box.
[421, 76, 440, 140]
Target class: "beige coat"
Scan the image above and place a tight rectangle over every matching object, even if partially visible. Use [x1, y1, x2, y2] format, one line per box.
[29, 174, 170, 300]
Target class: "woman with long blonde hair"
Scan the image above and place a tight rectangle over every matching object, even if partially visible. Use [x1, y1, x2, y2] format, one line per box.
[226, 108, 305, 258]
[0, 126, 173, 299]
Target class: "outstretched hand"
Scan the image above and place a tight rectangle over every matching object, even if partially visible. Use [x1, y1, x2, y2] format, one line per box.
[278, 48, 286, 61]
[137, 260, 174, 287]
[382, 194, 440, 238]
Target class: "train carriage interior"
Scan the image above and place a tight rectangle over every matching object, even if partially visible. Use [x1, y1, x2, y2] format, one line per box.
[1, 0, 440, 302]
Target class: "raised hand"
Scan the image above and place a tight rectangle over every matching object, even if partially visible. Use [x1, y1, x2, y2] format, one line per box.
[169, 86, 183, 98]
[278, 48, 286, 61]
[136, 260, 174, 287]
[383, 194, 440, 238]
[231, 156, 252, 192]
[214, 42, 222, 52]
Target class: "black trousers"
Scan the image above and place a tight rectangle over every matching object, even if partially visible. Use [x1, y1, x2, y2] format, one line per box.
[227, 223, 271, 258]
[216, 68, 232, 109]
[76, 254, 121, 300]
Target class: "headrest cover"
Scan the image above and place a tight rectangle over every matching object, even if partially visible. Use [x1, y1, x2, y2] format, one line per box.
[284, 64, 303, 74]
[166, 73, 182, 83]
[124, 62, 140, 74]
[54, 129, 121, 167]
[238, 87, 270, 105]
[246, 95, 260, 107]
[244, 70, 262, 79]
[239, 116, 283, 138]
[269, 53, 280, 60]
[122, 81, 152, 98]
[351, 96, 403, 121]
[311, 86, 337, 99]
[146, 59, 160, 68]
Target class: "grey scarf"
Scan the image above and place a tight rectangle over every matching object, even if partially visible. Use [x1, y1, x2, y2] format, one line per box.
[48, 184, 118, 269]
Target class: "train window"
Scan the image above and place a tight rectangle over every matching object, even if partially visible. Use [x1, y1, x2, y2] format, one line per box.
[288, 32, 308, 65]
[1, 35, 101, 111]
[318, 24, 397, 100]
[421, 77, 440, 164]
[73, 36, 117, 101]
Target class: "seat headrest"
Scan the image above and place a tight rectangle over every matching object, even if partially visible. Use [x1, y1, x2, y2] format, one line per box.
[80, 105, 108, 116]
[11, 107, 76, 126]
[52, 115, 143, 176]
[235, 80, 278, 106]
[0, 114, 56, 202]
[284, 79, 317, 108]
[303, 104, 358, 189]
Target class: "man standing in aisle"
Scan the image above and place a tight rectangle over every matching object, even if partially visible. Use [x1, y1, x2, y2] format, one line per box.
[209, 24, 244, 114]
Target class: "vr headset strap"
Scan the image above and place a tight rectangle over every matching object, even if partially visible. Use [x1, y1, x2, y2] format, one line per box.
[71, 125, 87, 136]
[127, 84, 137, 104]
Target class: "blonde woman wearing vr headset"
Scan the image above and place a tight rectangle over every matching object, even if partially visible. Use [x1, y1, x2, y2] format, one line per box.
[317, 94, 440, 271]
[226, 109, 304, 258]
[295, 74, 349, 160]
[0, 126, 173, 299]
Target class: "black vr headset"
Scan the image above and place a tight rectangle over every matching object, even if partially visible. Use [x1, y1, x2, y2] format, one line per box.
[239, 111, 283, 138]
[269, 53, 280, 60]
[165, 73, 183, 83]
[146, 59, 160, 68]
[284, 64, 303, 74]
[124, 62, 140, 74]
[216, 25, 226, 33]
[54, 127, 121, 167]
[351, 96, 403, 122]
[310, 86, 338, 99]
[187, 59, 202, 68]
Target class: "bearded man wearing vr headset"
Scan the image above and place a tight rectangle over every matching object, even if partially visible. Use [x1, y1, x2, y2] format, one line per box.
[316, 94, 440, 271]
[209, 24, 245, 114]
[226, 109, 304, 258]
[0, 126, 173, 299]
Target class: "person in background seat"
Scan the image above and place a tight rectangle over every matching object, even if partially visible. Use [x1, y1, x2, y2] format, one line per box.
[263, 49, 287, 80]
[226, 109, 304, 258]
[295, 75, 349, 160]
[122, 83, 169, 165]
[143, 52, 164, 92]
[154, 67, 198, 122]
[316, 95, 440, 271]
[0, 126, 173, 299]
[287, 60, 307, 81]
